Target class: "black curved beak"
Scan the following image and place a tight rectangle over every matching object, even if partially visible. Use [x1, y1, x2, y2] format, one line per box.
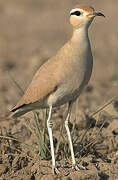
[94, 12, 105, 17]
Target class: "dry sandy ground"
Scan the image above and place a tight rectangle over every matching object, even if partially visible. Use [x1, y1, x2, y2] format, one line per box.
[0, 0, 118, 179]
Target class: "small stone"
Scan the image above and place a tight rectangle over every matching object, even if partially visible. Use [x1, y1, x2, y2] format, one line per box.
[82, 161, 89, 167]
[112, 128, 118, 135]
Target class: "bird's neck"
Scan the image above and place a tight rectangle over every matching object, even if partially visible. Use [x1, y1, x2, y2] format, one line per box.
[71, 27, 89, 44]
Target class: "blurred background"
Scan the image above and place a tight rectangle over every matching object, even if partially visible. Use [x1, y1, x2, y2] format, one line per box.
[0, 1, 118, 179]
[0, 0, 118, 116]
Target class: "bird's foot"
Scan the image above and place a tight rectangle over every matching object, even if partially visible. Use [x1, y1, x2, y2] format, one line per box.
[52, 166, 60, 175]
[72, 163, 86, 171]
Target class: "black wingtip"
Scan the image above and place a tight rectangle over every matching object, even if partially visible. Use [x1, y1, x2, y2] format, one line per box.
[11, 104, 26, 112]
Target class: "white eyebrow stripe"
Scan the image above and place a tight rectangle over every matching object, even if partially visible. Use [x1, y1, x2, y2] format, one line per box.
[70, 8, 89, 17]
[70, 8, 81, 15]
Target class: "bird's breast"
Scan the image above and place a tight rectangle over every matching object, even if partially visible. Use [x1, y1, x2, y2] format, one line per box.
[47, 53, 93, 107]
[47, 38, 93, 107]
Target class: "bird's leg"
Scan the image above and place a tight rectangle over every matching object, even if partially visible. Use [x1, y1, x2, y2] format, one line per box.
[65, 101, 85, 171]
[65, 102, 76, 167]
[47, 106, 59, 174]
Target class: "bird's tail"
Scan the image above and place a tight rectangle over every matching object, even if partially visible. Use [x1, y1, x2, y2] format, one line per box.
[10, 109, 29, 119]
[10, 104, 31, 119]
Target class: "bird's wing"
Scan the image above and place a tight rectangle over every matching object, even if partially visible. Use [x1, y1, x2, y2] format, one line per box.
[12, 59, 59, 111]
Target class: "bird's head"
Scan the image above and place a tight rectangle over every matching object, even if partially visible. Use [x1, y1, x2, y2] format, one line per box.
[70, 5, 105, 29]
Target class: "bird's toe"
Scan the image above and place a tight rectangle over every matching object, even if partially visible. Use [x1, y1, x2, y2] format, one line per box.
[72, 163, 86, 171]
[52, 166, 60, 175]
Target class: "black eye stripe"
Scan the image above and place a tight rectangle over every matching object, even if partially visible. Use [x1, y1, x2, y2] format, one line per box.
[70, 11, 81, 16]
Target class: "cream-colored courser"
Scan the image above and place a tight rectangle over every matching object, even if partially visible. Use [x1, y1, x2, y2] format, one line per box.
[10, 5, 104, 174]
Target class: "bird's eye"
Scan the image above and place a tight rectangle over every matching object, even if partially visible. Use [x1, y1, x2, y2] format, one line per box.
[70, 11, 81, 16]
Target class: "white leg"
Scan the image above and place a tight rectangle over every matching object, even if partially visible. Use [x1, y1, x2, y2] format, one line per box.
[65, 102, 85, 170]
[47, 106, 59, 174]
[65, 102, 76, 165]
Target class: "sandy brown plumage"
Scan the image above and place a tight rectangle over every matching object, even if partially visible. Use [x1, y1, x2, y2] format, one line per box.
[10, 4, 104, 174]
[11, 5, 105, 119]
[11, 36, 92, 117]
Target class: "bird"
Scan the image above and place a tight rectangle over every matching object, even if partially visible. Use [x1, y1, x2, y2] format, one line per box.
[10, 5, 105, 174]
